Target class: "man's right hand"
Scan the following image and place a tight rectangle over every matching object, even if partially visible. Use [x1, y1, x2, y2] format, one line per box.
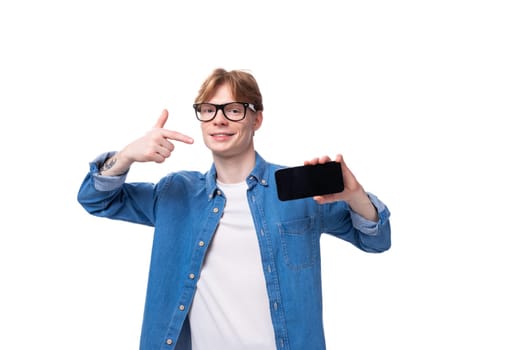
[99, 109, 194, 176]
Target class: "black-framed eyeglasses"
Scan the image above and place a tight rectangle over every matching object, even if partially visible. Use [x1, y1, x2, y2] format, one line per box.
[193, 102, 256, 122]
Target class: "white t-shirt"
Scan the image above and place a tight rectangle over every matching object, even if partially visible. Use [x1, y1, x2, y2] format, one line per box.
[189, 181, 277, 350]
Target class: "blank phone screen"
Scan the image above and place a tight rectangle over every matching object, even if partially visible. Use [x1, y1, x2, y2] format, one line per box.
[275, 162, 344, 201]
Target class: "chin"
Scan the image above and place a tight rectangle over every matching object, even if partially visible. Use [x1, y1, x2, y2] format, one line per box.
[211, 149, 234, 158]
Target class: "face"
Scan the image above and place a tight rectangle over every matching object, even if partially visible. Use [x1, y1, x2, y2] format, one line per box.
[200, 84, 262, 160]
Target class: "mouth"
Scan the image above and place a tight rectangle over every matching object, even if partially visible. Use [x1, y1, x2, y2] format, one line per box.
[209, 132, 235, 141]
[210, 132, 235, 137]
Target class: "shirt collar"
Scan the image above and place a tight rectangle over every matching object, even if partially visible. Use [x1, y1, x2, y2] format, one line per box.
[205, 151, 270, 200]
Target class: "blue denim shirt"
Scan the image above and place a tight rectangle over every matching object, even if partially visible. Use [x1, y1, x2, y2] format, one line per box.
[77, 152, 391, 350]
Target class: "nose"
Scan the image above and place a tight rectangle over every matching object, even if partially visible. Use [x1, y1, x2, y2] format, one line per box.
[213, 108, 229, 124]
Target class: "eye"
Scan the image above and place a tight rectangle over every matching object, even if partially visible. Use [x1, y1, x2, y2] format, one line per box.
[199, 104, 215, 114]
[225, 103, 244, 115]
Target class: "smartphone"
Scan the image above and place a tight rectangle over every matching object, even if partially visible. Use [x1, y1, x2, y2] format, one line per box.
[274, 161, 344, 201]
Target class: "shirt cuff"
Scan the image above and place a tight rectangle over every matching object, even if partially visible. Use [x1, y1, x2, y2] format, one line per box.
[89, 151, 128, 191]
[349, 192, 390, 236]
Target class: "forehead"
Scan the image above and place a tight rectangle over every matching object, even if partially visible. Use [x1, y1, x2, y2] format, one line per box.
[208, 84, 235, 104]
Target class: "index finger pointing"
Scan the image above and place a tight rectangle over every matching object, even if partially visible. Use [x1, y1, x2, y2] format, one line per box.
[162, 130, 194, 144]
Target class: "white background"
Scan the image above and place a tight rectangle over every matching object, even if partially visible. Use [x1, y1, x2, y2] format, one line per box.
[1, 1, 524, 349]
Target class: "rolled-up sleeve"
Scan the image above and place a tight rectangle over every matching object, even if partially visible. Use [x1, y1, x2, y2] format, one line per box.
[349, 192, 391, 236]
[89, 151, 129, 192]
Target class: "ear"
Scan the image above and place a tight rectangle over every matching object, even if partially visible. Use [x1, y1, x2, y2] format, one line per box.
[253, 111, 263, 131]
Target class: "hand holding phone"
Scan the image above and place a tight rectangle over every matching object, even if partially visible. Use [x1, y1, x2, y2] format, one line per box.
[275, 161, 344, 201]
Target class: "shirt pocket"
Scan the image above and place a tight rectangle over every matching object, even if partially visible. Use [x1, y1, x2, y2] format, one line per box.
[277, 216, 317, 270]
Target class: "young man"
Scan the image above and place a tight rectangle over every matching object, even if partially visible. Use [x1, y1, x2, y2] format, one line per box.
[77, 68, 391, 350]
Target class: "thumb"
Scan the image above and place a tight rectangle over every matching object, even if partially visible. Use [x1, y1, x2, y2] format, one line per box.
[336, 154, 351, 175]
[336, 154, 358, 183]
[154, 109, 169, 129]
[335, 154, 344, 166]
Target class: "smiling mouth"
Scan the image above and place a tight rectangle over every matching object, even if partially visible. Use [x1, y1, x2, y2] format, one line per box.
[211, 132, 235, 137]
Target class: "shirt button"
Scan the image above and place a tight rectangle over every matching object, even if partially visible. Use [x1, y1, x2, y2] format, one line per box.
[217, 190, 222, 196]
[166, 338, 173, 345]
[179, 304, 185, 311]
[212, 207, 219, 213]
[198, 241, 205, 247]
[189, 273, 195, 279]
[261, 179, 267, 185]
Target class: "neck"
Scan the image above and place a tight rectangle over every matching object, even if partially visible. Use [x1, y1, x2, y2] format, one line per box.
[214, 151, 256, 184]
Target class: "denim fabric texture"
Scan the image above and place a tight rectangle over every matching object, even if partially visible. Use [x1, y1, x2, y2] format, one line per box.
[77, 152, 391, 350]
